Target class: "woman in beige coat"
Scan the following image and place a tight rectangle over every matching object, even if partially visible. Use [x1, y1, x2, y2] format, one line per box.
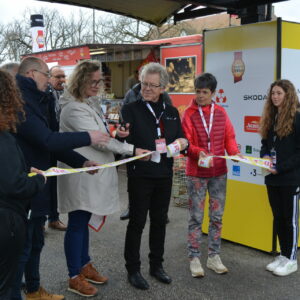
[57, 60, 147, 297]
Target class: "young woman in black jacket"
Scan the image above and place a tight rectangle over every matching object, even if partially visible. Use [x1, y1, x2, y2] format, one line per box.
[260, 79, 300, 277]
[0, 70, 46, 299]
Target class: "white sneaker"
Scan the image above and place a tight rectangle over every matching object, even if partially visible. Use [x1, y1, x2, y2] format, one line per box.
[273, 257, 297, 276]
[266, 255, 286, 272]
[190, 257, 204, 277]
[207, 255, 228, 274]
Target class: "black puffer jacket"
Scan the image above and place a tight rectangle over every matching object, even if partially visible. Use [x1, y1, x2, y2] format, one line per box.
[260, 111, 300, 186]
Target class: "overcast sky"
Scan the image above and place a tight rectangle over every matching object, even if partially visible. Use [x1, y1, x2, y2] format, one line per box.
[0, 0, 299, 24]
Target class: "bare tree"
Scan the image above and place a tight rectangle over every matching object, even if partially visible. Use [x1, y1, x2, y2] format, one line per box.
[0, 8, 182, 63]
[95, 15, 186, 43]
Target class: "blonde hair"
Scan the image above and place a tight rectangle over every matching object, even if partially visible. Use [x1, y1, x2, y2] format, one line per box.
[68, 60, 101, 101]
[260, 79, 299, 139]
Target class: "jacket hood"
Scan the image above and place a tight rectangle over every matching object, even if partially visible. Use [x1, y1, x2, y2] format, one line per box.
[16, 74, 46, 98]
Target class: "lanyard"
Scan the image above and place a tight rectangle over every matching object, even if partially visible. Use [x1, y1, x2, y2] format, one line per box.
[146, 102, 165, 138]
[198, 103, 214, 152]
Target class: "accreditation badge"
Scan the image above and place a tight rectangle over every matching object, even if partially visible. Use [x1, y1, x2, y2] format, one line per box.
[155, 138, 167, 153]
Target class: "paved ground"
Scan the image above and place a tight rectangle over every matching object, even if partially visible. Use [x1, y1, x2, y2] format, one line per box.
[35, 167, 300, 300]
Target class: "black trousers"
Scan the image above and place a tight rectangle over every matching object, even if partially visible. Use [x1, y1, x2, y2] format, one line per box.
[0, 209, 26, 300]
[267, 185, 299, 260]
[124, 177, 172, 274]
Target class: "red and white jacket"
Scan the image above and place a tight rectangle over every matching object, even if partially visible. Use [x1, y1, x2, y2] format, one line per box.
[181, 99, 239, 178]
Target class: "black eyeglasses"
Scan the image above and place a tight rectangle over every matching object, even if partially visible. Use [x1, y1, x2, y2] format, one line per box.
[89, 79, 103, 87]
[141, 81, 161, 89]
[33, 69, 51, 78]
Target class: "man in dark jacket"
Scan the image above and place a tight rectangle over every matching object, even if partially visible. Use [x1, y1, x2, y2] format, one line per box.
[11, 57, 109, 300]
[120, 82, 173, 220]
[46, 66, 67, 231]
[122, 62, 187, 290]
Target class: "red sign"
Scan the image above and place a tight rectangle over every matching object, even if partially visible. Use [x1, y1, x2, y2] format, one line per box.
[216, 88, 227, 103]
[23, 46, 90, 66]
[244, 116, 260, 133]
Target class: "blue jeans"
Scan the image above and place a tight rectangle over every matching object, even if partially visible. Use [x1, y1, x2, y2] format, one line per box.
[65, 210, 91, 277]
[11, 216, 46, 300]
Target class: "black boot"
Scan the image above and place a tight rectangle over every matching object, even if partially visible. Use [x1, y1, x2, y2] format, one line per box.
[150, 267, 172, 284]
[128, 271, 149, 290]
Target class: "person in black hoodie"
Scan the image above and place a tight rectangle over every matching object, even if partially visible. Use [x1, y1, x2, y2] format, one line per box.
[0, 70, 46, 300]
[260, 79, 300, 277]
[121, 62, 187, 290]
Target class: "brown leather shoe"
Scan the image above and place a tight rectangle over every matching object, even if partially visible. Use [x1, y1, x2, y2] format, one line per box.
[68, 274, 98, 297]
[48, 220, 67, 231]
[26, 286, 64, 300]
[80, 263, 108, 284]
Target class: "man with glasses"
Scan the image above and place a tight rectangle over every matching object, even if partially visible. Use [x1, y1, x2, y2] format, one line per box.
[121, 62, 187, 290]
[49, 66, 66, 121]
[120, 70, 173, 221]
[46, 66, 67, 231]
[11, 56, 110, 300]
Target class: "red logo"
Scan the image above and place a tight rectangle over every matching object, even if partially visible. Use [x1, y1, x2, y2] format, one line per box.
[215, 89, 227, 103]
[244, 116, 260, 133]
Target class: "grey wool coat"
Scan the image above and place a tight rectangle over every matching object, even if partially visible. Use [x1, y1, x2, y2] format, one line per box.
[57, 90, 134, 215]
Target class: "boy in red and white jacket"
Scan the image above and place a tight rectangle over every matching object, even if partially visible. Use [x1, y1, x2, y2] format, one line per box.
[181, 73, 240, 278]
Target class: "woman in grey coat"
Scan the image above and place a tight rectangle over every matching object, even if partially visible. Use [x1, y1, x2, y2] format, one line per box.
[57, 60, 147, 297]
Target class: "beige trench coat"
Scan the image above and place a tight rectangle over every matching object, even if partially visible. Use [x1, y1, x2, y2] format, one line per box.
[57, 90, 133, 215]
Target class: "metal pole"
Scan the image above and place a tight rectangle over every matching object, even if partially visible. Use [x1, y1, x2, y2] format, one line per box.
[93, 9, 95, 43]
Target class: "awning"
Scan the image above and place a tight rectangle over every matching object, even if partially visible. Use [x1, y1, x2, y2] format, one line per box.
[23, 43, 161, 64]
[37, 0, 288, 26]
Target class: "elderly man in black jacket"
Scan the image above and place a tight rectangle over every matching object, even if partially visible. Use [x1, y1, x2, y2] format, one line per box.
[46, 66, 67, 231]
[11, 57, 109, 300]
[122, 62, 187, 290]
[120, 82, 173, 221]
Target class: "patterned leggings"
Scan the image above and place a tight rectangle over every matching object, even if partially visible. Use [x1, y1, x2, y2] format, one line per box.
[187, 174, 227, 258]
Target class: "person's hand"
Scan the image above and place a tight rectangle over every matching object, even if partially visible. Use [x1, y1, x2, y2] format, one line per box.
[83, 160, 99, 175]
[89, 131, 110, 146]
[199, 151, 207, 159]
[262, 155, 275, 170]
[231, 153, 244, 163]
[30, 167, 47, 183]
[177, 138, 188, 150]
[135, 148, 152, 161]
[263, 155, 272, 161]
[116, 123, 130, 138]
[269, 168, 278, 175]
[199, 151, 213, 167]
